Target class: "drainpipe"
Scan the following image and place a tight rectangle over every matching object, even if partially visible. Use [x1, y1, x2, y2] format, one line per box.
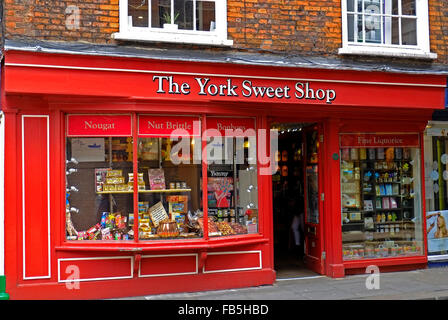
[0, 112, 9, 299]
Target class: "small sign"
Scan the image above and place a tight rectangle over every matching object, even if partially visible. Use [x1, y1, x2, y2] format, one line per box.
[138, 115, 200, 137]
[340, 133, 419, 148]
[67, 114, 132, 137]
[206, 117, 256, 136]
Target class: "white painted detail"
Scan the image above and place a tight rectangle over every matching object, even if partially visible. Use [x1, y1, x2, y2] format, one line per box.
[0, 112, 5, 276]
[4, 63, 445, 88]
[57, 256, 134, 283]
[202, 250, 262, 274]
[22, 115, 51, 280]
[138, 253, 199, 278]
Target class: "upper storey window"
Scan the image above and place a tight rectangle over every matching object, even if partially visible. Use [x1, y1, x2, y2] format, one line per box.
[339, 0, 436, 59]
[114, 0, 233, 46]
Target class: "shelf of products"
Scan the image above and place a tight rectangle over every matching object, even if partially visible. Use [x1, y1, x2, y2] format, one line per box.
[340, 146, 424, 260]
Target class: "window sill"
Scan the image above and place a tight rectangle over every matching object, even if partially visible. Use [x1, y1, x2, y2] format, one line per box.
[113, 31, 234, 47]
[338, 45, 437, 60]
[55, 234, 267, 253]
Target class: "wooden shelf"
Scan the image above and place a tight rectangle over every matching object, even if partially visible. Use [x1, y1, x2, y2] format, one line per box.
[97, 189, 192, 194]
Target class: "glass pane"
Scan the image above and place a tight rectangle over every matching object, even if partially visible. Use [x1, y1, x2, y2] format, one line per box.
[347, 0, 355, 12]
[128, 0, 149, 27]
[401, 0, 416, 15]
[196, 1, 216, 31]
[66, 137, 134, 241]
[175, 0, 193, 30]
[365, 14, 381, 43]
[357, 0, 363, 12]
[392, 0, 399, 15]
[137, 136, 202, 240]
[424, 135, 448, 256]
[305, 129, 319, 224]
[347, 13, 355, 42]
[341, 146, 424, 260]
[151, 0, 171, 28]
[207, 129, 258, 237]
[391, 16, 400, 44]
[364, 0, 380, 13]
[401, 18, 417, 45]
[357, 14, 364, 42]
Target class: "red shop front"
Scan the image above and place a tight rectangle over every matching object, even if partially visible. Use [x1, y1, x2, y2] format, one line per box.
[1, 48, 446, 299]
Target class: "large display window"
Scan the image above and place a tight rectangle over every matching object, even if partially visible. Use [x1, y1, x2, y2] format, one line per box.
[65, 114, 260, 242]
[340, 133, 424, 260]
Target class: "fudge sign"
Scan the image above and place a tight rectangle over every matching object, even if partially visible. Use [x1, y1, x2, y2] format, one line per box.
[152, 75, 337, 104]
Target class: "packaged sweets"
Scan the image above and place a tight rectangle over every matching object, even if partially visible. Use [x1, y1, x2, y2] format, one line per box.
[101, 212, 108, 228]
[107, 170, 122, 177]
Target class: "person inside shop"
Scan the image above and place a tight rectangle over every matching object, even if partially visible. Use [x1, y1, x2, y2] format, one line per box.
[288, 197, 305, 258]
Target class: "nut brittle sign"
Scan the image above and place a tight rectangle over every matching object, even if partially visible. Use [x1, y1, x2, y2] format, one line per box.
[152, 75, 337, 104]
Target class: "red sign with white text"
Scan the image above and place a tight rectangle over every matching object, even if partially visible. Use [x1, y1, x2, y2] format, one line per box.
[138, 115, 200, 137]
[67, 114, 132, 137]
[340, 133, 420, 148]
[206, 117, 256, 136]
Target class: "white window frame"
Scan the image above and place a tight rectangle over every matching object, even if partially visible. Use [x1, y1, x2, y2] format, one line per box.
[339, 0, 437, 59]
[113, 0, 233, 46]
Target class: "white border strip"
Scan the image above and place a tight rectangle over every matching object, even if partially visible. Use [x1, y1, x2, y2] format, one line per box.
[5, 62, 446, 88]
[22, 115, 51, 280]
[57, 256, 134, 283]
[428, 254, 448, 262]
[138, 253, 198, 278]
[202, 250, 262, 274]
[0, 113, 5, 276]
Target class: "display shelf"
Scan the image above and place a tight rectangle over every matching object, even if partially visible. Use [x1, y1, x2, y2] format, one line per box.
[97, 188, 192, 194]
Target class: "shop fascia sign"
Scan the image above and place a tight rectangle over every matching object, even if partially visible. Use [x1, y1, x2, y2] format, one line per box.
[152, 75, 337, 104]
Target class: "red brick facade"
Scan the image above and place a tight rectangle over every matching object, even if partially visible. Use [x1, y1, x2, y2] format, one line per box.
[2, 0, 448, 63]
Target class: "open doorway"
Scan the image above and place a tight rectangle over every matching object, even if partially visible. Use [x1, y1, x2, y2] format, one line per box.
[271, 122, 321, 278]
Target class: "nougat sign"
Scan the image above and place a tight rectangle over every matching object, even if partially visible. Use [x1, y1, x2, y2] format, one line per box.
[152, 75, 337, 104]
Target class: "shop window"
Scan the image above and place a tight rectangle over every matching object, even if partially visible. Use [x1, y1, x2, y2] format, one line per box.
[66, 136, 135, 241]
[137, 136, 202, 240]
[114, 0, 233, 46]
[423, 126, 448, 257]
[340, 134, 424, 260]
[65, 114, 261, 242]
[339, 0, 436, 59]
[206, 118, 259, 237]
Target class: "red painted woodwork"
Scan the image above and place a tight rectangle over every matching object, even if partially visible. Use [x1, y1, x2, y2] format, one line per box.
[340, 133, 420, 148]
[66, 114, 132, 137]
[3, 51, 446, 110]
[21, 115, 50, 279]
[138, 115, 200, 137]
[1, 49, 445, 299]
[205, 117, 257, 136]
[139, 254, 197, 276]
[204, 251, 261, 273]
[58, 256, 133, 282]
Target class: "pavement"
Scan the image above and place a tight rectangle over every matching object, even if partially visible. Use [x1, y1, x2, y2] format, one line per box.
[116, 265, 448, 300]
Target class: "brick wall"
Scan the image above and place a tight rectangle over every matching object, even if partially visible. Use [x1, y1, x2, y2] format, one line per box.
[2, 0, 448, 64]
[4, 0, 119, 44]
[428, 0, 448, 64]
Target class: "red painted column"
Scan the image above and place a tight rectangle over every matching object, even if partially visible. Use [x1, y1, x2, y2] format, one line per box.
[323, 118, 345, 278]
[3, 110, 18, 296]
